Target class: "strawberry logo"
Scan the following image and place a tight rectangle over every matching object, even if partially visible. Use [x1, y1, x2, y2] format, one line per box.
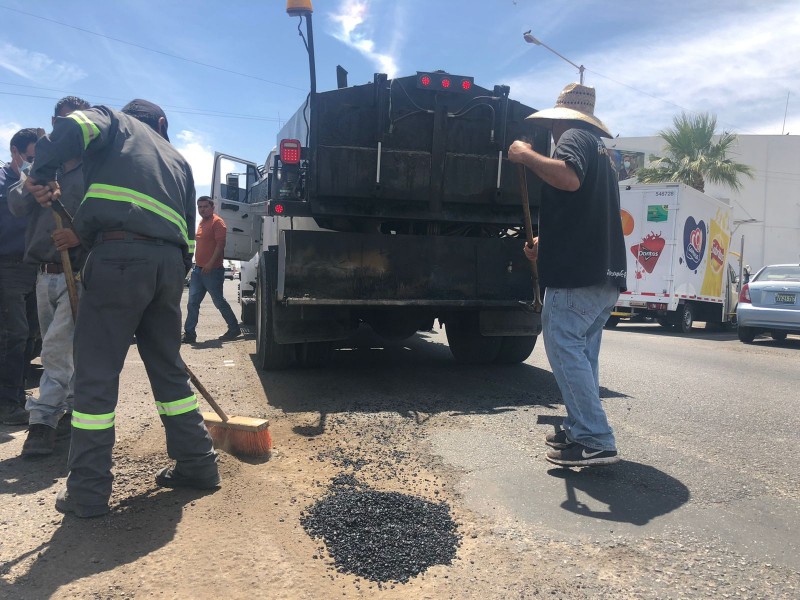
[683, 217, 706, 271]
[630, 232, 665, 274]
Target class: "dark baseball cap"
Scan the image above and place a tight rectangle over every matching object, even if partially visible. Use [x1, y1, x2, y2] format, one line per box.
[121, 98, 170, 141]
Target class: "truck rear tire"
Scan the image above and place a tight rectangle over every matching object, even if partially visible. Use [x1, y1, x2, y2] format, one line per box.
[445, 313, 502, 364]
[494, 335, 537, 364]
[256, 260, 294, 370]
[604, 316, 620, 329]
[676, 304, 694, 334]
[771, 331, 787, 342]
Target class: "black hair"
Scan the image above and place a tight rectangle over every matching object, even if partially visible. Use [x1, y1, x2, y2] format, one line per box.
[54, 96, 91, 117]
[197, 196, 214, 206]
[9, 128, 40, 153]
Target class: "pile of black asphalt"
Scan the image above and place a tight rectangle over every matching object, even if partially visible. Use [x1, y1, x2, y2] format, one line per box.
[300, 473, 461, 583]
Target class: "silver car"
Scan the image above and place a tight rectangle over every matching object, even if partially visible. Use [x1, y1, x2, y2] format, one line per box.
[737, 264, 800, 343]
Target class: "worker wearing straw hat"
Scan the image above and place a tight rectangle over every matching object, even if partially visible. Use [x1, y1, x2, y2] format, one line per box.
[508, 83, 627, 467]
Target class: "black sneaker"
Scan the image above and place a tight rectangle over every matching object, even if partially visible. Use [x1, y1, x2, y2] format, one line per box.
[545, 428, 574, 449]
[546, 443, 620, 467]
[182, 332, 197, 344]
[1, 403, 29, 426]
[55, 487, 109, 518]
[155, 465, 220, 490]
[218, 328, 241, 341]
[22, 423, 57, 457]
[56, 412, 72, 440]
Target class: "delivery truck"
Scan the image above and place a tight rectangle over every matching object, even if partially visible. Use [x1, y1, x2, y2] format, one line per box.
[609, 183, 739, 333]
[214, 1, 546, 369]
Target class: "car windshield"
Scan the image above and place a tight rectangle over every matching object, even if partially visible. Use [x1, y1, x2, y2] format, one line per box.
[755, 265, 800, 282]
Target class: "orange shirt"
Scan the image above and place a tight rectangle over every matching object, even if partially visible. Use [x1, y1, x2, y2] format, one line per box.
[194, 213, 226, 269]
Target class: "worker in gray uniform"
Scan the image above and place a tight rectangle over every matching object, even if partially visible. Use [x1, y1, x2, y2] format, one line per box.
[28, 99, 219, 518]
[8, 96, 91, 457]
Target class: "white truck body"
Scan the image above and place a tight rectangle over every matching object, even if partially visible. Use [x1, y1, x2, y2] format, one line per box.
[612, 183, 738, 332]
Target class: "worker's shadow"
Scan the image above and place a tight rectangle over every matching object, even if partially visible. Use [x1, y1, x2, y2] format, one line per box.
[0, 448, 70, 496]
[547, 461, 690, 526]
[0, 487, 207, 599]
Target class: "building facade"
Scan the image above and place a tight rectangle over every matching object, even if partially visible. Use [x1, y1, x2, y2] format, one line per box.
[610, 135, 800, 273]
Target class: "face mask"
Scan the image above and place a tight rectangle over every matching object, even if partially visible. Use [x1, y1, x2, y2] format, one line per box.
[19, 160, 32, 172]
[623, 161, 631, 169]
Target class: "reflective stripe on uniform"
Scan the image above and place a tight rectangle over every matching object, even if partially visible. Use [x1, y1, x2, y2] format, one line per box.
[187, 239, 196, 254]
[156, 394, 198, 417]
[67, 111, 101, 149]
[83, 183, 189, 247]
[72, 410, 115, 430]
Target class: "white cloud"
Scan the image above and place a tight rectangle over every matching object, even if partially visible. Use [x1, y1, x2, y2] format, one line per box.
[0, 121, 23, 163]
[329, 0, 401, 78]
[174, 130, 214, 195]
[0, 42, 86, 86]
[508, 6, 800, 137]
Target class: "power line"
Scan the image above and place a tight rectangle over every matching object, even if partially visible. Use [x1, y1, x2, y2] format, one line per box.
[0, 88, 282, 123]
[0, 5, 307, 92]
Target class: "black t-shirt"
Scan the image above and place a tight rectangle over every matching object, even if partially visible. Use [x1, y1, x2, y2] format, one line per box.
[537, 126, 627, 290]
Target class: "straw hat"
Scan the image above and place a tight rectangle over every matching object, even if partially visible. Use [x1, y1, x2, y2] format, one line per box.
[526, 83, 612, 138]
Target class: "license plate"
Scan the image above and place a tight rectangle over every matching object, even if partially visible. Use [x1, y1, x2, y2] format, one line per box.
[775, 293, 796, 304]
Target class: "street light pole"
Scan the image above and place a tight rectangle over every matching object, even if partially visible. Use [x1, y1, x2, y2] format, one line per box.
[523, 31, 585, 84]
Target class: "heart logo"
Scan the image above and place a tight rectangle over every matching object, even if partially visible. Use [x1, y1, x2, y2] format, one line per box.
[630, 232, 665, 274]
[683, 217, 706, 271]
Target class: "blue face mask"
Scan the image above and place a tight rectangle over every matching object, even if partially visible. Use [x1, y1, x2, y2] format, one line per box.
[20, 160, 32, 172]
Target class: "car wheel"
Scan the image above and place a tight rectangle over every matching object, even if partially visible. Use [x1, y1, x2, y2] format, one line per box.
[771, 331, 788, 342]
[737, 325, 757, 343]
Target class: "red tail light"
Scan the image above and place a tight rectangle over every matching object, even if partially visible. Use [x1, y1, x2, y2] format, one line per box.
[739, 283, 751, 303]
[280, 139, 301, 164]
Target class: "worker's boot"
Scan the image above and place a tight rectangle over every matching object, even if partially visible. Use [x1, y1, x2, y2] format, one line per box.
[155, 464, 220, 489]
[55, 488, 109, 518]
[21, 423, 57, 457]
[55, 412, 72, 441]
[0, 402, 29, 426]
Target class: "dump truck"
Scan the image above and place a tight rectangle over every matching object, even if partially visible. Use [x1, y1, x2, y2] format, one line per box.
[609, 183, 740, 333]
[214, 1, 547, 368]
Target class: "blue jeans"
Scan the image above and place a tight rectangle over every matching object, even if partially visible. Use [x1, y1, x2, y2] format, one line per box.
[0, 261, 37, 406]
[184, 266, 239, 334]
[26, 272, 80, 427]
[542, 283, 621, 451]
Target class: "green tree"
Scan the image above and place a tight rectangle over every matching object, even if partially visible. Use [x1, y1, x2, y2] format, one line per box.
[635, 112, 753, 193]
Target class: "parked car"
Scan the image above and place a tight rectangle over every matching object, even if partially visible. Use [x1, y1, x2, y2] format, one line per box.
[736, 264, 800, 343]
[224, 263, 239, 280]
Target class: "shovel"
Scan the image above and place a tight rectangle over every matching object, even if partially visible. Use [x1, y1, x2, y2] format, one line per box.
[48, 186, 80, 322]
[516, 163, 543, 313]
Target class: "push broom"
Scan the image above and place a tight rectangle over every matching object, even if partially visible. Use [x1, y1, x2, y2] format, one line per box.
[185, 365, 272, 458]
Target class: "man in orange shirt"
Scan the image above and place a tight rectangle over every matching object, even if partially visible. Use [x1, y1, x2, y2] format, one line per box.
[182, 196, 241, 343]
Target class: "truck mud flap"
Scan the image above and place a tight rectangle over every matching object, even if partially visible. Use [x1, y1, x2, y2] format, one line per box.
[277, 230, 535, 306]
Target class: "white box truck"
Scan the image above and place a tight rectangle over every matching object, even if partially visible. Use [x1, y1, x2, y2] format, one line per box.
[609, 183, 739, 333]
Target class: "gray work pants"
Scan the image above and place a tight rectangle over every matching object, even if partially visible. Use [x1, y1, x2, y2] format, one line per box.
[26, 271, 80, 428]
[67, 238, 217, 507]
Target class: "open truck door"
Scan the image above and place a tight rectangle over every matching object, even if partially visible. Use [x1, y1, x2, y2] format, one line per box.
[211, 152, 265, 261]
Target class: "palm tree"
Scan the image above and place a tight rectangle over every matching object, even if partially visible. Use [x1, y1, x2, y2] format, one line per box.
[635, 112, 753, 193]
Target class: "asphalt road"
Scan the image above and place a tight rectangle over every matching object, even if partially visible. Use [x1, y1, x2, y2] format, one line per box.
[2, 280, 798, 599]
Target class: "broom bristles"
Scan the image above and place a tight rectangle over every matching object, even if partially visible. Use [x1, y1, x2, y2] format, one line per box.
[207, 423, 272, 458]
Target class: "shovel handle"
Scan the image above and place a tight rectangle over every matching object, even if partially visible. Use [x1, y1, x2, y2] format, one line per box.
[52, 212, 79, 322]
[516, 164, 543, 313]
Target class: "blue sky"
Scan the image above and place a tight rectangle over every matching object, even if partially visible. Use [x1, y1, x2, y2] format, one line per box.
[2, 0, 799, 195]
